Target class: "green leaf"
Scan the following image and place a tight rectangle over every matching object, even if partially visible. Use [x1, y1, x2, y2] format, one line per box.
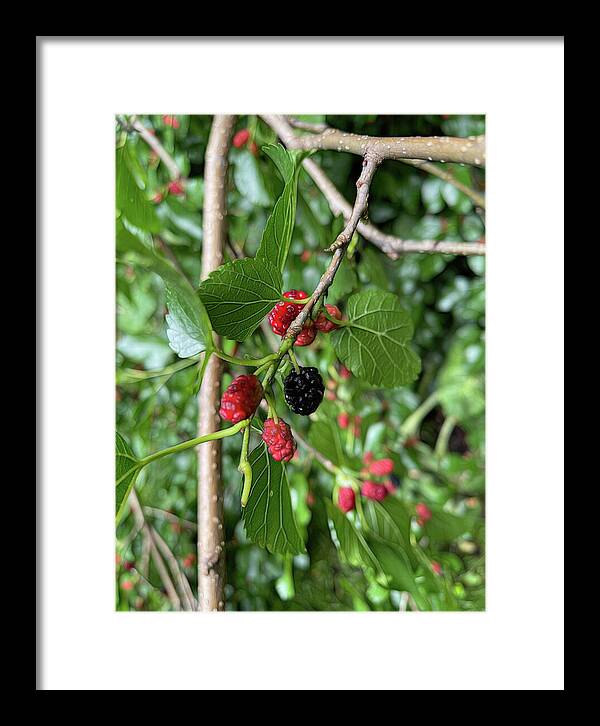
[262, 143, 296, 182]
[198, 257, 282, 341]
[233, 151, 271, 207]
[424, 508, 478, 543]
[361, 498, 412, 554]
[327, 502, 428, 608]
[358, 247, 389, 290]
[165, 281, 214, 358]
[256, 144, 306, 272]
[332, 289, 421, 387]
[116, 432, 141, 519]
[242, 445, 306, 556]
[327, 256, 358, 303]
[117, 226, 213, 358]
[308, 420, 345, 467]
[116, 146, 159, 232]
[326, 502, 385, 579]
[366, 539, 429, 609]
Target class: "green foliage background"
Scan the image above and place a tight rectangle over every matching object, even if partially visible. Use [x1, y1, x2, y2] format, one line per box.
[116, 114, 485, 612]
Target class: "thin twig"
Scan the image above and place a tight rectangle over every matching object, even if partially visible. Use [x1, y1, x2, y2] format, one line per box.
[325, 155, 380, 252]
[128, 490, 181, 610]
[155, 236, 190, 282]
[150, 526, 196, 611]
[262, 115, 485, 258]
[293, 428, 338, 475]
[284, 155, 379, 339]
[285, 116, 328, 133]
[144, 506, 198, 532]
[400, 158, 485, 209]
[139, 530, 151, 578]
[130, 117, 182, 181]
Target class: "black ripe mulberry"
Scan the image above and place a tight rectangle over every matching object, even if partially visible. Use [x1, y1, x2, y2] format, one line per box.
[284, 367, 325, 416]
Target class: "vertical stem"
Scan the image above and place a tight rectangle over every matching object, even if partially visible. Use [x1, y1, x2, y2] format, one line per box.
[239, 425, 253, 508]
[435, 415, 458, 459]
[197, 114, 236, 612]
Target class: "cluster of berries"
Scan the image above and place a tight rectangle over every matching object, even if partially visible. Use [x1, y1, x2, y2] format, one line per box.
[218, 366, 325, 464]
[268, 289, 342, 347]
[152, 179, 186, 204]
[337, 452, 398, 513]
[162, 115, 180, 129]
[232, 128, 258, 156]
[336, 481, 389, 513]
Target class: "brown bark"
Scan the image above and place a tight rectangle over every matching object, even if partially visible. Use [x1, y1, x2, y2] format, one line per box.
[263, 114, 485, 167]
[262, 114, 486, 258]
[197, 114, 236, 611]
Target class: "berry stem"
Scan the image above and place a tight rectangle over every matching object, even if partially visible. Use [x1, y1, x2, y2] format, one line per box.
[279, 294, 311, 305]
[264, 390, 279, 423]
[253, 359, 274, 377]
[399, 391, 440, 439]
[215, 350, 277, 367]
[238, 424, 253, 507]
[288, 349, 301, 373]
[322, 310, 349, 326]
[435, 414, 457, 458]
[139, 419, 250, 468]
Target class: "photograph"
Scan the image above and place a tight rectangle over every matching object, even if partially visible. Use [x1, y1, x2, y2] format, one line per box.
[115, 113, 486, 612]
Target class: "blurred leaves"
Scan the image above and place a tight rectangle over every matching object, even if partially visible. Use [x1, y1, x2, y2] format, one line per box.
[116, 114, 486, 612]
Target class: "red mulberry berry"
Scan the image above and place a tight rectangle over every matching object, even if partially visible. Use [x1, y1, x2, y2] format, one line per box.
[262, 418, 296, 463]
[315, 304, 343, 333]
[361, 480, 387, 502]
[183, 553, 196, 568]
[431, 561, 442, 576]
[219, 374, 263, 424]
[233, 129, 250, 148]
[337, 412, 350, 429]
[384, 480, 396, 494]
[337, 487, 356, 513]
[415, 502, 432, 522]
[162, 115, 180, 129]
[168, 180, 185, 196]
[268, 290, 309, 336]
[248, 141, 259, 156]
[368, 458, 394, 477]
[294, 321, 317, 347]
[339, 365, 351, 380]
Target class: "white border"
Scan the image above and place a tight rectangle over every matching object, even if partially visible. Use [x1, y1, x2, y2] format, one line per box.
[39, 38, 564, 690]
